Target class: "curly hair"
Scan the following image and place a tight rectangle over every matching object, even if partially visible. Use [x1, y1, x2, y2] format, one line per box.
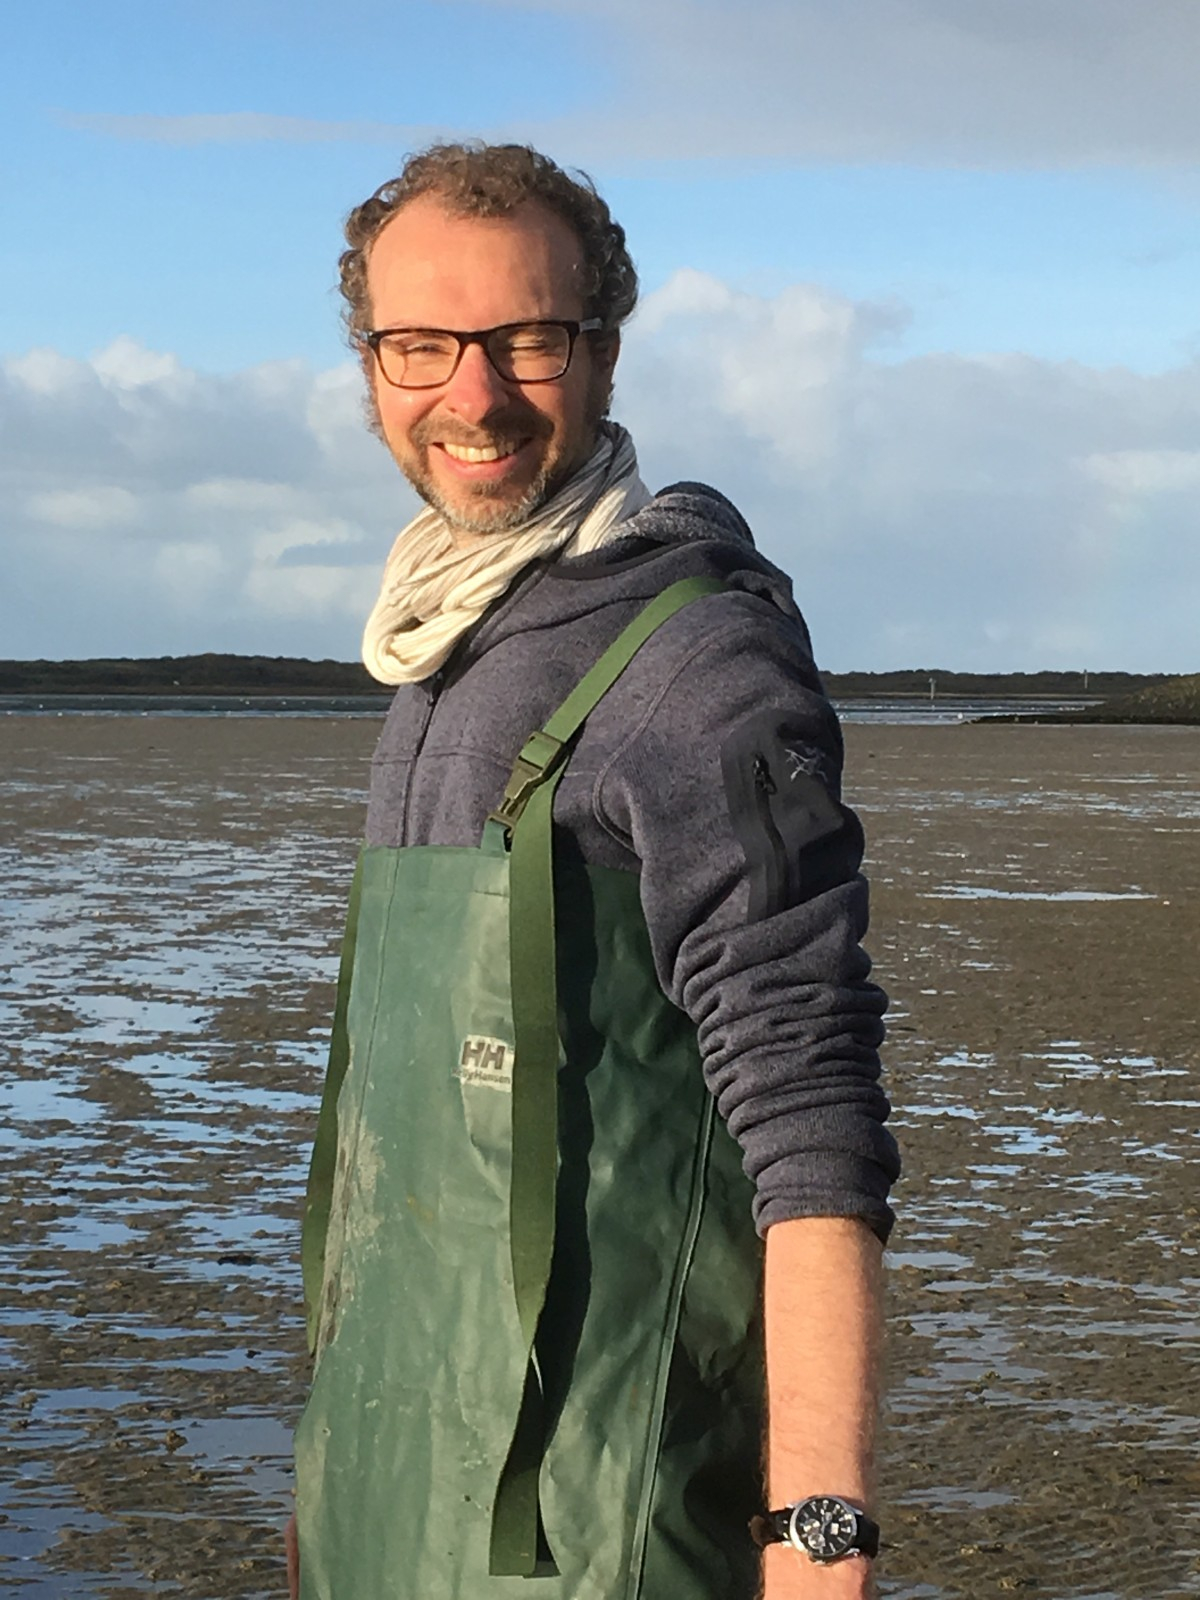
[338, 141, 638, 342]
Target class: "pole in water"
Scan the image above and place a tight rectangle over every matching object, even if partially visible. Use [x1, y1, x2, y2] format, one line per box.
[929, 676, 936, 704]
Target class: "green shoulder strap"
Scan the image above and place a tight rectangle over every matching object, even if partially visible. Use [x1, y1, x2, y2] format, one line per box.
[300, 851, 365, 1355]
[487, 573, 727, 1576]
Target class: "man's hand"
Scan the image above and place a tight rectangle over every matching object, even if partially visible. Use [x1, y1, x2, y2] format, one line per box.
[761, 1545, 876, 1600]
[285, 1512, 299, 1600]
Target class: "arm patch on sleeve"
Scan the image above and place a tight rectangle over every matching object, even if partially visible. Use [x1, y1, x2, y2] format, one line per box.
[720, 710, 865, 921]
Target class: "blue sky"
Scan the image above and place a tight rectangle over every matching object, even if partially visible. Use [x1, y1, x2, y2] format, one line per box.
[3, 0, 1199, 670]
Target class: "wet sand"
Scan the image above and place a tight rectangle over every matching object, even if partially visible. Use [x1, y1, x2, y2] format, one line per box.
[0, 716, 1197, 1599]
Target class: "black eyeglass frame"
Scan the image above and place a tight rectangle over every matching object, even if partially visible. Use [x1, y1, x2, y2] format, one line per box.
[361, 317, 605, 390]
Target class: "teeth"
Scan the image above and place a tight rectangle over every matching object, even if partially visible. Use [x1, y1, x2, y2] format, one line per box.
[442, 441, 515, 463]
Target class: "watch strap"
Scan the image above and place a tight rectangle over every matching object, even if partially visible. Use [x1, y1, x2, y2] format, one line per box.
[749, 1509, 794, 1547]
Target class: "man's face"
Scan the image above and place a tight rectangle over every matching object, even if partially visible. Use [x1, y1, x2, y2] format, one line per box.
[363, 196, 619, 543]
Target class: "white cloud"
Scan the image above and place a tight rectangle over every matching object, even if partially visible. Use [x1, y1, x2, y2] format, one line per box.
[26, 486, 138, 530]
[152, 541, 230, 604]
[3, 292, 1199, 671]
[617, 272, 1200, 669]
[57, 112, 435, 146]
[90, 337, 185, 388]
[242, 560, 380, 620]
[58, 1, 1200, 169]
[7, 349, 82, 396]
[524, 0, 1200, 168]
[1082, 448, 1200, 494]
[0, 340, 414, 661]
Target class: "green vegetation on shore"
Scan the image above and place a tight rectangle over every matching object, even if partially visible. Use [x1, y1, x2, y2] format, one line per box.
[1014, 672, 1200, 726]
[0, 655, 388, 697]
[0, 655, 1174, 701]
[3, 657, 1196, 723]
[819, 668, 1169, 699]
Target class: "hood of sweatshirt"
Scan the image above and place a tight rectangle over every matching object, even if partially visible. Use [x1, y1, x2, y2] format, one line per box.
[444, 481, 806, 676]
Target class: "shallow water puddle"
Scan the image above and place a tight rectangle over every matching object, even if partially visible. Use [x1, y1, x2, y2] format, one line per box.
[926, 886, 1158, 901]
[2, 717, 1198, 1599]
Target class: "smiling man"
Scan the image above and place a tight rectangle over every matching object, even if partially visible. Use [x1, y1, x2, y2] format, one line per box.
[290, 142, 899, 1600]
[361, 195, 614, 533]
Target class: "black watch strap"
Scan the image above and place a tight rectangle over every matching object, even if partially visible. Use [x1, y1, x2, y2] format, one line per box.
[749, 1509, 794, 1546]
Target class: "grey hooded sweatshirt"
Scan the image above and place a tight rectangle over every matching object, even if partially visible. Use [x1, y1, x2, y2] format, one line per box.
[366, 482, 900, 1240]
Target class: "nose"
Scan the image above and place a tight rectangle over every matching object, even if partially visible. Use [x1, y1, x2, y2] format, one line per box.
[441, 339, 514, 425]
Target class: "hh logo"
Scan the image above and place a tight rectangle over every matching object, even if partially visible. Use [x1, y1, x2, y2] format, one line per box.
[457, 1035, 515, 1092]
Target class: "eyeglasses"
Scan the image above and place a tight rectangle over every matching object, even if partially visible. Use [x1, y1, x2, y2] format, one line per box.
[362, 318, 604, 390]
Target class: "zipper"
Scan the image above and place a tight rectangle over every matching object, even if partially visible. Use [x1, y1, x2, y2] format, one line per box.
[751, 754, 789, 919]
[399, 667, 445, 843]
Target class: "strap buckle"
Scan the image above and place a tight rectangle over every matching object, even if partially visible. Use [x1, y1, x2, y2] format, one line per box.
[487, 730, 568, 834]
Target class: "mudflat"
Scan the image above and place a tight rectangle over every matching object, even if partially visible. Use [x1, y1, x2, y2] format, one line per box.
[0, 716, 1197, 1599]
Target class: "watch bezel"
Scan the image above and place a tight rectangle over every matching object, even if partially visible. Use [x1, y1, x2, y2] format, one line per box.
[786, 1495, 866, 1563]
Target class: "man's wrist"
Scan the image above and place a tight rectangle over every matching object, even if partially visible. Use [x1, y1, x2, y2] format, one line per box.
[753, 1494, 879, 1564]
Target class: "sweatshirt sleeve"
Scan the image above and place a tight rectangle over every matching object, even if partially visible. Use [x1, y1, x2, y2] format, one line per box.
[594, 590, 900, 1242]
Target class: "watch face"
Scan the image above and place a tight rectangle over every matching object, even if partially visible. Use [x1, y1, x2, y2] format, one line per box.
[788, 1496, 859, 1562]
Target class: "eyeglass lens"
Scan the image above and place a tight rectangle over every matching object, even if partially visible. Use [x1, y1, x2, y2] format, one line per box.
[375, 324, 574, 388]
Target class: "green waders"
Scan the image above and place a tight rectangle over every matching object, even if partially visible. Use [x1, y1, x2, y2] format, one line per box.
[295, 579, 765, 1600]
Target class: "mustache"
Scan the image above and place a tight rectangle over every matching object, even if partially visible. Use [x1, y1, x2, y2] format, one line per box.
[411, 407, 553, 453]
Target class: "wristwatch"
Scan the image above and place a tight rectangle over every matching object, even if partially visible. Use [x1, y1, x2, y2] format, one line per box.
[750, 1494, 880, 1564]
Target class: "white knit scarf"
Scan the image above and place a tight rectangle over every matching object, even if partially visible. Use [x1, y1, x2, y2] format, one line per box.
[361, 422, 651, 686]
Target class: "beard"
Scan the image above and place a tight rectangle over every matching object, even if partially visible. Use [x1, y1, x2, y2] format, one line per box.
[404, 408, 559, 535]
[417, 472, 551, 535]
[367, 370, 614, 538]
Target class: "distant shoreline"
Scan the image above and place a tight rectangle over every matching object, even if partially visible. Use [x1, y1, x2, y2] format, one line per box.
[0, 655, 1175, 700]
[2, 658, 1195, 723]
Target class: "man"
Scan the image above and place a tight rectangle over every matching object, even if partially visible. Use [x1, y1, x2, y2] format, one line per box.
[290, 142, 899, 1600]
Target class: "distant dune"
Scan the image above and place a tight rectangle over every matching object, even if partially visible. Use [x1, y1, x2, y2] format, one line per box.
[986, 672, 1200, 726]
[0, 655, 388, 697]
[2, 657, 1194, 721]
[0, 656, 1175, 703]
[1068, 672, 1200, 724]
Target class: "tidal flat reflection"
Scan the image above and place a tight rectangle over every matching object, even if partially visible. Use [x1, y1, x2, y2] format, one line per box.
[0, 717, 1197, 1597]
